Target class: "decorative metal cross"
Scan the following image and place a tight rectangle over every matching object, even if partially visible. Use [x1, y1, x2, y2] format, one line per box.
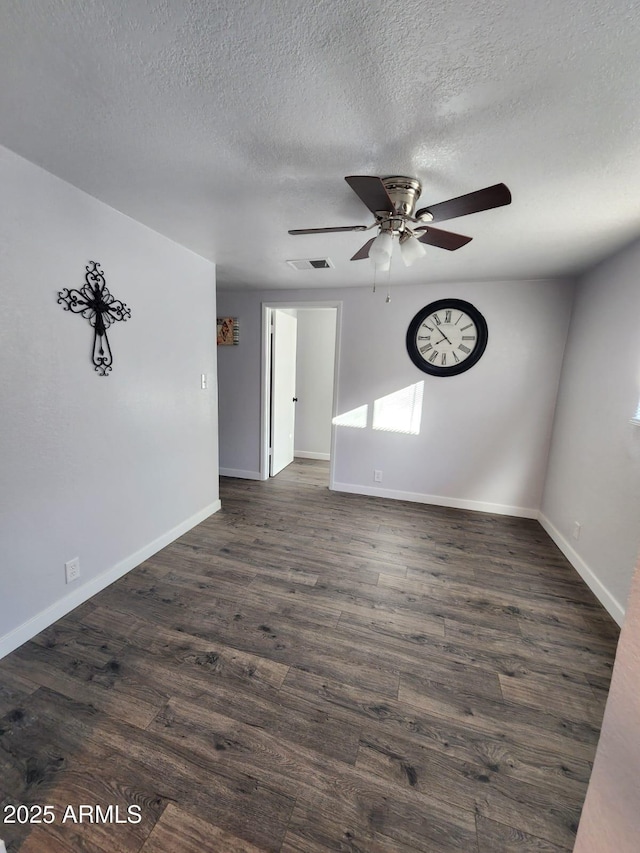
[58, 261, 131, 376]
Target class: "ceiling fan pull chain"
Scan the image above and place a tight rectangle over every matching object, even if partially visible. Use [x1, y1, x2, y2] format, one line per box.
[386, 259, 392, 303]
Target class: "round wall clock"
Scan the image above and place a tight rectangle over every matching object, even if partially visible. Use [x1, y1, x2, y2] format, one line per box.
[406, 298, 488, 376]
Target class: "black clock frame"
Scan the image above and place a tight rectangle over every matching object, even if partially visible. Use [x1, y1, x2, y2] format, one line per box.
[406, 298, 488, 377]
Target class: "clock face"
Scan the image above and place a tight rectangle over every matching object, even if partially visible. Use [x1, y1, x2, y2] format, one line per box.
[406, 299, 488, 376]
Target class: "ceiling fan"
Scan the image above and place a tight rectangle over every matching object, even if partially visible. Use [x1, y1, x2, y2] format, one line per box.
[288, 176, 512, 269]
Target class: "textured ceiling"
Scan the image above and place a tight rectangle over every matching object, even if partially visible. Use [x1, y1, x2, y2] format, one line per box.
[2, 0, 640, 289]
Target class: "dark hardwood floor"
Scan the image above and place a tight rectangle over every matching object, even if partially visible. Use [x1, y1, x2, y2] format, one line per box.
[0, 460, 620, 852]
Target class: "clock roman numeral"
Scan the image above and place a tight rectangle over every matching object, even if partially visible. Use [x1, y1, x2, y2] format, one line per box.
[409, 302, 486, 374]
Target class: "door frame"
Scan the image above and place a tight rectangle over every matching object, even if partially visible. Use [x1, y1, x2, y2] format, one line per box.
[260, 300, 342, 488]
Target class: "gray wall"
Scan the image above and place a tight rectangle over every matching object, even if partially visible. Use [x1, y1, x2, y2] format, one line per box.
[0, 146, 219, 656]
[216, 292, 263, 478]
[218, 278, 573, 515]
[541, 238, 640, 622]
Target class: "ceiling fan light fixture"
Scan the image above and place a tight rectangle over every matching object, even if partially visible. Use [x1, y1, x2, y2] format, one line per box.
[415, 208, 434, 223]
[400, 234, 427, 266]
[372, 254, 391, 272]
[369, 230, 394, 268]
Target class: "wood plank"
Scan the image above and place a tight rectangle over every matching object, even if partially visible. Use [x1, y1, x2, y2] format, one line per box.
[356, 735, 581, 849]
[518, 613, 620, 652]
[282, 668, 594, 795]
[90, 584, 400, 698]
[146, 695, 477, 853]
[498, 670, 603, 726]
[282, 799, 477, 853]
[0, 689, 163, 853]
[398, 675, 601, 760]
[98, 570, 341, 630]
[158, 545, 321, 587]
[476, 814, 571, 852]
[379, 572, 606, 633]
[0, 669, 39, 719]
[139, 803, 268, 852]
[2, 643, 163, 730]
[23, 687, 293, 852]
[76, 618, 361, 764]
[371, 618, 612, 701]
[246, 569, 525, 635]
[337, 607, 445, 644]
[285, 794, 477, 853]
[444, 616, 616, 680]
[15, 826, 90, 853]
[83, 606, 290, 689]
[29, 619, 129, 658]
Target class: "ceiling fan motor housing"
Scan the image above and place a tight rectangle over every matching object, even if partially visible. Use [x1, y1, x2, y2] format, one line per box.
[381, 176, 422, 218]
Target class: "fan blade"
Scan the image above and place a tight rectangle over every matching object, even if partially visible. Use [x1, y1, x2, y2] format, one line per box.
[288, 225, 367, 235]
[350, 237, 376, 261]
[345, 176, 395, 216]
[415, 226, 472, 251]
[416, 183, 511, 223]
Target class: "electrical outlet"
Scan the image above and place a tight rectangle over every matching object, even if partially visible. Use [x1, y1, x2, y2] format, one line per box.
[201, 373, 208, 390]
[572, 521, 581, 541]
[374, 469, 383, 483]
[65, 557, 80, 584]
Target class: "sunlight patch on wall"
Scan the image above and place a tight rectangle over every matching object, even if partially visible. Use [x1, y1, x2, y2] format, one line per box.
[333, 404, 368, 429]
[373, 381, 424, 435]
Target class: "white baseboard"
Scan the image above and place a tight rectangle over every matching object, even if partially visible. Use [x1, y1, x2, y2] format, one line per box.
[331, 482, 538, 518]
[538, 513, 625, 626]
[219, 468, 262, 480]
[0, 500, 222, 661]
[294, 451, 330, 461]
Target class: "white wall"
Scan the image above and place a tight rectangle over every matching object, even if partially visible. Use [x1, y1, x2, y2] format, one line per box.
[218, 279, 573, 515]
[294, 308, 336, 460]
[0, 146, 219, 657]
[541, 239, 640, 623]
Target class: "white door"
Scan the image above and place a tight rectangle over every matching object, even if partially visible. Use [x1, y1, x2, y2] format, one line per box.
[270, 310, 298, 476]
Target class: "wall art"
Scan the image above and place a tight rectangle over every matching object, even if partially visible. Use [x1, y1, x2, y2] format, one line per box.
[217, 316, 239, 345]
[58, 261, 131, 376]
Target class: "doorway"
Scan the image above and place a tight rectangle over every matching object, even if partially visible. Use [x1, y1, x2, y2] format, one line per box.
[261, 302, 341, 486]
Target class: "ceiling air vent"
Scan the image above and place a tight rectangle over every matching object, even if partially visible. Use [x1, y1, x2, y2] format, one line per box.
[286, 258, 334, 270]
